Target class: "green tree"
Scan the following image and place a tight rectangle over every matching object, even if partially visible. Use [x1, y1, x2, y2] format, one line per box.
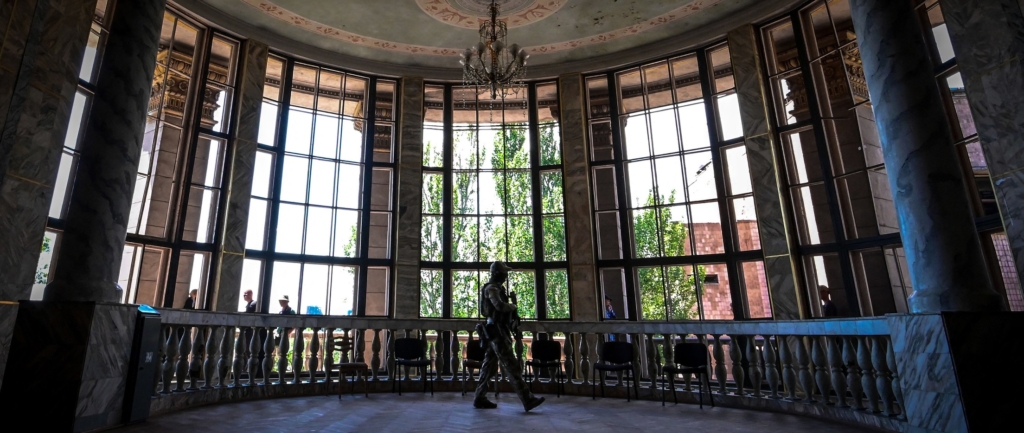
[632, 192, 704, 321]
[34, 236, 52, 285]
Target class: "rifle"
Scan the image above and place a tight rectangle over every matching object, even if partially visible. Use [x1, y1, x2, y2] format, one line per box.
[509, 290, 523, 341]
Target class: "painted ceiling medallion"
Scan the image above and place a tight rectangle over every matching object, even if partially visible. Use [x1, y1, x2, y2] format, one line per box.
[415, 0, 567, 29]
[241, 0, 724, 57]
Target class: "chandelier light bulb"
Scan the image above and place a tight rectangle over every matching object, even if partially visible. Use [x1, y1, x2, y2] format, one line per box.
[460, 0, 528, 100]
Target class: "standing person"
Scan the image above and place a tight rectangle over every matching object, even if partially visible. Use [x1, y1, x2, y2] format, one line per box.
[604, 296, 617, 342]
[474, 261, 545, 412]
[820, 286, 838, 317]
[243, 289, 258, 313]
[183, 289, 198, 310]
[275, 295, 297, 343]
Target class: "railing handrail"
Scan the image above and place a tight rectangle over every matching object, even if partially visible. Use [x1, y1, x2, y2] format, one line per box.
[157, 309, 890, 336]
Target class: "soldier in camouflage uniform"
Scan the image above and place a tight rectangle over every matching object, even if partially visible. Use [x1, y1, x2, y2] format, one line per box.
[473, 261, 545, 412]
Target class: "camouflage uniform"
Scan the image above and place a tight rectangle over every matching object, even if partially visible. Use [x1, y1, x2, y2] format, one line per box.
[474, 262, 543, 411]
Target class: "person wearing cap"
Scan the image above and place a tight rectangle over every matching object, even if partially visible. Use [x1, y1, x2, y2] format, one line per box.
[278, 295, 295, 315]
[473, 261, 545, 412]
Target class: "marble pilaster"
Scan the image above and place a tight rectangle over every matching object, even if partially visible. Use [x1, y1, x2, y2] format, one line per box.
[44, 0, 167, 302]
[939, 0, 1024, 287]
[727, 25, 805, 319]
[0, 302, 138, 432]
[394, 77, 424, 319]
[558, 74, 599, 321]
[211, 40, 269, 312]
[0, 0, 97, 301]
[849, 0, 1002, 313]
[0, 302, 18, 393]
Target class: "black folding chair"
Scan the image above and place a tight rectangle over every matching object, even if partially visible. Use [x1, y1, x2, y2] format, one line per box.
[662, 342, 714, 408]
[591, 341, 635, 401]
[525, 339, 564, 397]
[327, 330, 368, 398]
[392, 337, 433, 396]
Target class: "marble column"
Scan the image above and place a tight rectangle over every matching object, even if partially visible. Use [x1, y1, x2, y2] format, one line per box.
[43, 0, 167, 302]
[557, 74, 599, 321]
[727, 26, 807, 320]
[210, 40, 269, 312]
[0, 0, 97, 301]
[393, 78, 424, 319]
[849, 0, 1003, 312]
[938, 0, 1024, 287]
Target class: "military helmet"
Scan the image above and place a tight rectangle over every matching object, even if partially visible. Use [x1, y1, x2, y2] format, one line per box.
[490, 261, 512, 274]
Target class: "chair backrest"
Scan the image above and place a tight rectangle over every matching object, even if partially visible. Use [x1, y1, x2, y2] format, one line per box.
[333, 331, 354, 356]
[530, 339, 561, 362]
[465, 340, 486, 362]
[674, 342, 709, 368]
[601, 341, 633, 364]
[395, 337, 425, 360]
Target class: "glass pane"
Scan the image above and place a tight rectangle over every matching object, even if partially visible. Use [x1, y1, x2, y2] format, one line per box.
[638, 267, 666, 320]
[655, 156, 685, 205]
[587, 75, 610, 118]
[540, 171, 564, 214]
[239, 259, 262, 312]
[724, 145, 752, 195]
[264, 56, 285, 102]
[252, 151, 274, 198]
[317, 71, 343, 114]
[290, 65, 318, 109]
[946, 72, 976, 138]
[174, 251, 209, 310]
[270, 262, 301, 313]
[507, 216, 533, 262]
[312, 114, 339, 159]
[421, 215, 443, 261]
[480, 216, 506, 262]
[649, 108, 679, 155]
[509, 271, 536, 319]
[453, 171, 478, 214]
[343, 75, 368, 117]
[590, 120, 614, 161]
[453, 129, 477, 169]
[670, 54, 702, 103]
[364, 266, 389, 316]
[732, 196, 760, 251]
[340, 118, 364, 162]
[285, 108, 313, 154]
[632, 206, 662, 259]
[275, 204, 305, 253]
[991, 233, 1024, 312]
[181, 187, 219, 243]
[667, 265, 699, 320]
[503, 127, 530, 169]
[764, 18, 798, 75]
[32, 232, 59, 300]
[376, 80, 396, 121]
[336, 163, 361, 209]
[804, 254, 848, 317]
[367, 212, 391, 259]
[771, 71, 801, 126]
[505, 171, 532, 214]
[715, 93, 743, 141]
[543, 216, 566, 262]
[206, 85, 232, 133]
[423, 127, 445, 167]
[626, 160, 654, 208]
[691, 202, 724, 255]
[617, 68, 644, 114]
[80, 25, 102, 83]
[545, 270, 569, 319]
[420, 269, 443, 318]
[373, 123, 394, 163]
[677, 100, 710, 150]
[307, 160, 335, 206]
[329, 266, 356, 315]
[452, 216, 479, 262]
[333, 209, 359, 257]
[539, 122, 561, 166]
[191, 136, 225, 187]
[422, 172, 443, 214]
[927, 4, 955, 64]
[742, 261, 772, 318]
[452, 270, 480, 318]
[698, 263, 731, 320]
[478, 172, 501, 214]
[426, 85, 446, 124]
[782, 128, 822, 184]
[596, 211, 622, 260]
[258, 101, 279, 146]
[642, 61, 673, 110]
[707, 44, 734, 93]
[279, 155, 309, 203]
[304, 206, 332, 256]
[592, 166, 618, 211]
[792, 183, 834, 245]
[660, 205, 692, 257]
[301, 264, 329, 314]
[48, 151, 75, 219]
[621, 113, 650, 160]
[64, 91, 88, 150]
[804, 1, 838, 57]
[685, 151, 717, 201]
[245, 198, 268, 251]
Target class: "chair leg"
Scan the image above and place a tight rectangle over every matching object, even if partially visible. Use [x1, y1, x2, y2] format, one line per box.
[707, 374, 715, 408]
[363, 371, 369, 398]
[591, 368, 596, 400]
[398, 369, 402, 396]
[600, 371, 606, 399]
[698, 374, 704, 409]
[337, 371, 343, 400]
[626, 369, 632, 402]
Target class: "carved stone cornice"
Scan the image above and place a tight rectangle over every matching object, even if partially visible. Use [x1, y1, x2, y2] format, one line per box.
[149, 48, 230, 127]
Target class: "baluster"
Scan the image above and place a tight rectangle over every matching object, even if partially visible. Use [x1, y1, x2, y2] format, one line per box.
[580, 333, 591, 385]
[828, 337, 848, 408]
[451, 332, 461, 383]
[794, 336, 814, 402]
[629, 333, 641, 390]
[155, 327, 168, 395]
[292, 327, 304, 384]
[844, 336, 863, 410]
[263, 326, 276, 386]
[357, 329, 367, 365]
[217, 326, 231, 388]
[857, 337, 879, 413]
[645, 334, 658, 388]
[563, 333, 575, 382]
[764, 336, 779, 398]
[277, 327, 290, 384]
[746, 336, 762, 398]
[232, 326, 245, 387]
[387, 330, 396, 381]
[431, 331, 439, 379]
[161, 326, 176, 394]
[779, 337, 797, 400]
[811, 337, 830, 405]
[729, 335, 745, 396]
[515, 332, 524, 372]
[712, 335, 727, 394]
[202, 326, 217, 389]
[371, 329, 382, 381]
[188, 327, 204, 390]
[247, 326, 260, 386]
[323, 328, 334, 386]
[886, 337, 904, 419]
[872, 337, 894, 416]
[308, 327, 321, 382]
[175, 326, 192, 392]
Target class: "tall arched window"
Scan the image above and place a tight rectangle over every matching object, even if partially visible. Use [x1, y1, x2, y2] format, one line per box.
[420, 83, 570, 320]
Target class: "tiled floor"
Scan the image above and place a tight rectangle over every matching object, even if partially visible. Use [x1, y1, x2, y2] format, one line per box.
[116, 393, 878, 432]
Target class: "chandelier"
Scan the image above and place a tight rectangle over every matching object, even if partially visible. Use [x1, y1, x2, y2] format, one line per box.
[459, 0, 529, 100]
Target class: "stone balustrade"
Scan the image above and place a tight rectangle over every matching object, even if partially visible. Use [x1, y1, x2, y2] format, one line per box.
[150, 310, 906, 431]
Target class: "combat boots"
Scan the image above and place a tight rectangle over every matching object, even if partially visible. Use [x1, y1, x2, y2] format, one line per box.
[524, 396, 545, 412]
[473, 397, 497, 409]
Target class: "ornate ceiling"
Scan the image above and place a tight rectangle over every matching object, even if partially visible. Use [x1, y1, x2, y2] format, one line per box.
[178, 0, 804, 78]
